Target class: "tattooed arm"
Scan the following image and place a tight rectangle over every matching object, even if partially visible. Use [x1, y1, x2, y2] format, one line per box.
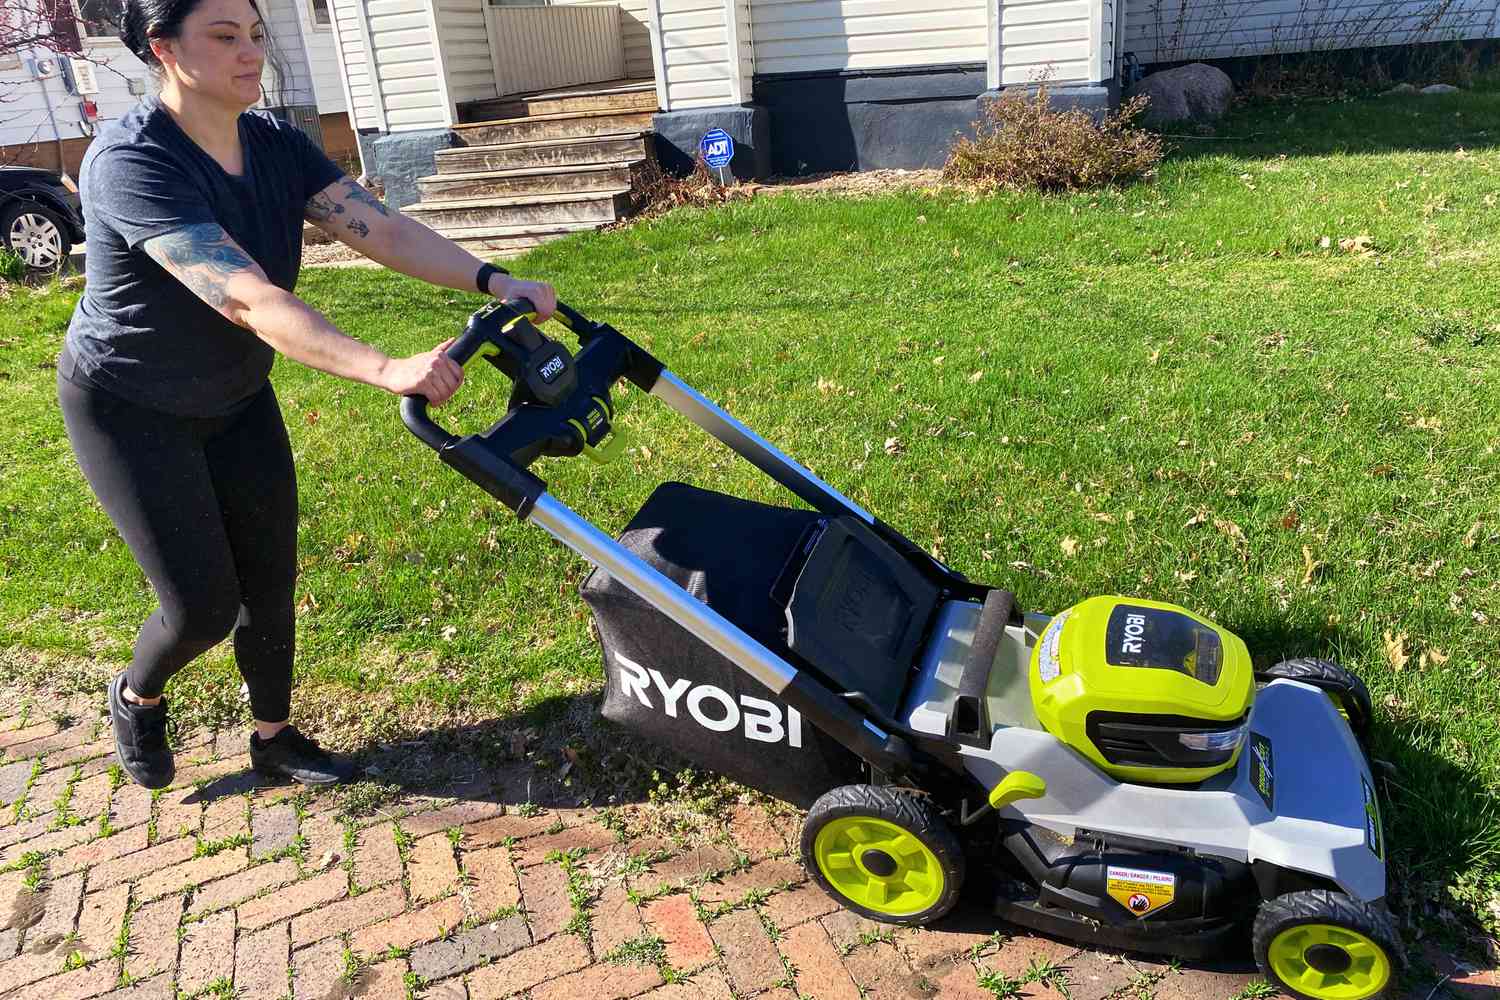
[304, 176, 556, 318]
[142, 224, 463, 403]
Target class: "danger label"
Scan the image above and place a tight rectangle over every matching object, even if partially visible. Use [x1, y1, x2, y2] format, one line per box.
[1105, 866, 1176, 918]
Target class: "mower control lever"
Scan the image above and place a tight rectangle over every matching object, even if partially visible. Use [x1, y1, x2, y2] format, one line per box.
[453, 298, 579, 408]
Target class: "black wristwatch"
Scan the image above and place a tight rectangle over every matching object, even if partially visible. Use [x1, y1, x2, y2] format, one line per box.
[476, 262, 507, 296]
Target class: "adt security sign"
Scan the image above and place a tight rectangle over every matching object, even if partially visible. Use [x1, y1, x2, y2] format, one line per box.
[700, 128, 735, 170]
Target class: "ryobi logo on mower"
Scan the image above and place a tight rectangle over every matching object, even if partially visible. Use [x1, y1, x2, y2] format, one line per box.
[1119, 612, 1148, 655]
[538, 355, 566, 384]
[614, 652, 805, 748]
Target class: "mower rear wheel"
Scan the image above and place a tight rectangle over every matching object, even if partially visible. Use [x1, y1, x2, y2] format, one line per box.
[801, 784, 963, 925]
[1253, 889, 1403, 1000]
[1258, 658, 1374, 745]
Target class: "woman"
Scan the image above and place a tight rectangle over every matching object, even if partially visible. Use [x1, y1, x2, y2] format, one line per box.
[59, 0, 555, 789]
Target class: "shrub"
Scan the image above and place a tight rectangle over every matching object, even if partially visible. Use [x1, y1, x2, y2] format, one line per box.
[943, 86, 1165, 193]
[629, 154, 754, 221]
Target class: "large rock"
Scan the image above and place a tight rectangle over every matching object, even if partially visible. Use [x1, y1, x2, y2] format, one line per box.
[1126, 63, 1235, 126]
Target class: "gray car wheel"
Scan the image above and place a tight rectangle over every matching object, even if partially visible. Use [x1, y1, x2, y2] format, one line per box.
[3, 203, 70, 272]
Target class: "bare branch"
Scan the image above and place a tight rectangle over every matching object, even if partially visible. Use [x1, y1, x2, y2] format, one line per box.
[2, 0, 93, 58]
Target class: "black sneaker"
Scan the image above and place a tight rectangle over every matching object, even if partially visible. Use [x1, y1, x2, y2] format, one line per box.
[250, 726, 356, 786]
[107, 673, 175, 789]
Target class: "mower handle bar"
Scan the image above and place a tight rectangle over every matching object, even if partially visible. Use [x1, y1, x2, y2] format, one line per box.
[400, 295, 569, 451]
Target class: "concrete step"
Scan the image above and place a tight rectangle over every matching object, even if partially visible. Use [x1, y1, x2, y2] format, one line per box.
[438, 221, 603, 258]
[453, 109, 655, 147]
[460, 82, 657, 123]
[433, 133, 651, 174]
[417, 160, 644, 202]
[403, 189, 634, 230]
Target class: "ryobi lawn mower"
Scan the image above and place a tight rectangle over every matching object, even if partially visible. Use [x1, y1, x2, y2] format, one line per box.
[403, 292, 1402, 1000]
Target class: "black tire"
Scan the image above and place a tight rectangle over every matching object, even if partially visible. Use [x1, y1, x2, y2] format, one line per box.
[1253, 889, 1404, 1000]
[1258, 657, 1373, 745]
[1, 201, 71, 273]
[800, 784, 963, 926]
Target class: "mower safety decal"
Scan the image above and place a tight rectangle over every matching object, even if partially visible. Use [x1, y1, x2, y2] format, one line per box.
[1035, 610, 1072, 683]
[1105, 866, 1176, 918]
[1248, 733, 1274, 811]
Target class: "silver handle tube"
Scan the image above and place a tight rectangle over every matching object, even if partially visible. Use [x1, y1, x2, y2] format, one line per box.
[527, 493, 800, 695]
[650, 372, 875, 524]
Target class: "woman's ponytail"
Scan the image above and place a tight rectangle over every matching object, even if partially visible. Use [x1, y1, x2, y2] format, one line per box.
[118, 1, 154, 66]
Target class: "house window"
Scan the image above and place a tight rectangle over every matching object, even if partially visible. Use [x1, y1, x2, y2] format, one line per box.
[77, 0, 124, 40]
[309, 0, 332, 29]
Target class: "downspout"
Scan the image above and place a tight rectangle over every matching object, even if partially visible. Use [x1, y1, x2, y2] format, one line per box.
[645, 0, 668, 112]
[986, 0, 1001, 91]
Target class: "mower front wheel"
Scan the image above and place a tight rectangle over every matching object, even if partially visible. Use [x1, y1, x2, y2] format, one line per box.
[1258, 657, 1374, 746]
[801, 784, 963, 925]
[1252, 889, 1403, 1000]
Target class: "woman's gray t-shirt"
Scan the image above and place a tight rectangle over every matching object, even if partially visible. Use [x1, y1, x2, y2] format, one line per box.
[63, 96, 344, 417]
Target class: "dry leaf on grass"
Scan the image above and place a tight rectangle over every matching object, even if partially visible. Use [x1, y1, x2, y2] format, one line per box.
[1301, 545, 1325, 586]
[1383, 630, 1409, 672]
[1214, 517, 1249, 561]
[1060, 536, 1080, 557]
[1419, 647, 1450, 671]
[883, 437, 904, 456]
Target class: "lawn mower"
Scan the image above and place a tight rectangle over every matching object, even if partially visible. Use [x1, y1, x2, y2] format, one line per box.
[402, 292, 1402, 1000]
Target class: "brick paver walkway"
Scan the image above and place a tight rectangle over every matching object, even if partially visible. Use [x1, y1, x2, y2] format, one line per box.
[0, 688, 1492, 1000]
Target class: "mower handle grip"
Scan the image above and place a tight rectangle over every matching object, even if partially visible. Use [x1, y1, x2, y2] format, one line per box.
[400, 296, 538, 450]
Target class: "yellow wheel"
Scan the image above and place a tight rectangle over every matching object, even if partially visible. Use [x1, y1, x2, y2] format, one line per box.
[801, 785, 963, 925]
[1253, 890, 1403, 1000]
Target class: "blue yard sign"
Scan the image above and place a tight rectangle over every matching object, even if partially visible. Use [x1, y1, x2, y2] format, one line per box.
[700, 128, 735, 170]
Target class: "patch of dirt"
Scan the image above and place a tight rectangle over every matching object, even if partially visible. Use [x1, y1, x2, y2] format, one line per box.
[28, 932, 65, 954]
[301, 241, 372, 268]
[760, 167, 946, 197]
[3, 892, 46, 933]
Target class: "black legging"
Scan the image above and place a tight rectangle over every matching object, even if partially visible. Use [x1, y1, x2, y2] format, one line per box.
[57, 365, 298, 723]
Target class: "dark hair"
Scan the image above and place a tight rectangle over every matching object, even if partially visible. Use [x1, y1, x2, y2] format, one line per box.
[120, 0, 268, 67]
[120, 0, 290, 102]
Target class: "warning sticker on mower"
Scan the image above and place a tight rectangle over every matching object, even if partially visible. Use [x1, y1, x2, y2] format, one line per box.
[1035, 610, 1072, 683]
[1105, 866, 1176, 918]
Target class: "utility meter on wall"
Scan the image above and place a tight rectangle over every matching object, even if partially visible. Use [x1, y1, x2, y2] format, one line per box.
[67, 59, 101, 96]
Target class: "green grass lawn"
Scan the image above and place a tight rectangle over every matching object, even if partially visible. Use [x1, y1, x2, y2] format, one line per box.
[2, 83, 1498, 937]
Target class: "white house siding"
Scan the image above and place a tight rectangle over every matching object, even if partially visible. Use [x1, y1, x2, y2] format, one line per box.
[291, 0, 349, 112]
[330, 0, 382, 128]
[995, 0, 1096, 86]
[263, 0, 319, 106]
[657, 0, 736, 108]
[0, 43, 151, 152]
[434, 0, 496, 103]
[1124, 0, 1500, 64]
[556, 0, 655, 79]
[365, 0, 449, 129]
[749, 0, 990, 75]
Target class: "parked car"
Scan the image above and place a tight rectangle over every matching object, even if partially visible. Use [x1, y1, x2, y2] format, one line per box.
[0, 166, 85, 273]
